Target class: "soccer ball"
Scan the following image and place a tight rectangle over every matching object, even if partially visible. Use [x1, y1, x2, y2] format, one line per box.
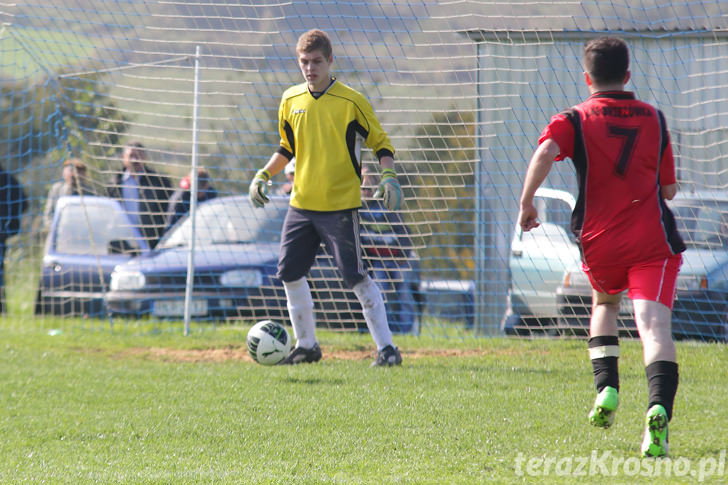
[246, 320, 292, 365]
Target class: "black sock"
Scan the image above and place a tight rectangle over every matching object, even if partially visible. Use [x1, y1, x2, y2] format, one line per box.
[588, 336, 620, 392]
[646, 360, 679, 421]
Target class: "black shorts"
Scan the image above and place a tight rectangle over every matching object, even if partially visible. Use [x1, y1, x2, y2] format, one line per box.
[277, 206, 367, 288]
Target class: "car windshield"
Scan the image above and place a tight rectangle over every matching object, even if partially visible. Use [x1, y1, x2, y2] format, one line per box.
[158, 197, 288, 249]
[55, 202, 142, 255]
[671, 200, 728, 250]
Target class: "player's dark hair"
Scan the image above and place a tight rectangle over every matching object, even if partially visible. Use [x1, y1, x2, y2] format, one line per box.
[125, 141, 145, 150]
[296, 29, 333, 59]
[583, 36, 629, 85]
[124, 141, 147, 161]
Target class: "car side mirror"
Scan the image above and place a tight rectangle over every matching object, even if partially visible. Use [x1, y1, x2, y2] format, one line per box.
[108, 239, 140, 256]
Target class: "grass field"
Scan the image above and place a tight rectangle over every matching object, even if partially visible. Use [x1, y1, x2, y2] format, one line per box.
[0, 26, 97, 79]
[1, 320, 726, 484]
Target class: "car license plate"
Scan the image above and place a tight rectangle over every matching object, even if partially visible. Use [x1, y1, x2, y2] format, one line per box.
[153, 299, 208, 317]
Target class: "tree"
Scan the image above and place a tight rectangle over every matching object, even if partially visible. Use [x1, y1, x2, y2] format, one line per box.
[407, 109, 476, 279]
[0, 69, 128, 166]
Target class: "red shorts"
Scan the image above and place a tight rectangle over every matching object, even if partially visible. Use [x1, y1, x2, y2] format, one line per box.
[582, 253, 682, 309]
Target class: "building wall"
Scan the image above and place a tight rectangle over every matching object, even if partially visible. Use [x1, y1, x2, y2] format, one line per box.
[474, 33, 728, 327]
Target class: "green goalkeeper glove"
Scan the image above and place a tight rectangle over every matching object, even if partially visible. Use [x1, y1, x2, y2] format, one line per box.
[374, 168, 402, 211]
[249, 169, 271, 208]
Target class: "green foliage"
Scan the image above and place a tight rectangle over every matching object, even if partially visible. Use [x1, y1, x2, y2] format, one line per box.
[54, 71, 130, 159]
[0, 27, 98, 78]
[407, 109, 476, 278]
[0, 323, 725, 483]
[0, 69, 129, 167]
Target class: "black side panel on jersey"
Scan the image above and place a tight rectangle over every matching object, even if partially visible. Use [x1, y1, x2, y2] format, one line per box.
[656, 110, 687, 254]
[562, 108, 587, 243]
[346, 120, 368, 180]
[657, 109, 669, 162]
[281, 120, 295, 157]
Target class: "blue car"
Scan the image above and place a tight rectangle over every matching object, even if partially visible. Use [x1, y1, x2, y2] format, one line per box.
[557, 190, 728, 342]
[105, 195, 420, 333]
[35, 196, 150, 317]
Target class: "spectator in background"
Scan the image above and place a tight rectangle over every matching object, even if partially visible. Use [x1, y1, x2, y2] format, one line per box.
[0, 165, 28, 313]
[43, 158, 96, 229]
[165, 167, 218, 230]
[108, 142, 172, 249]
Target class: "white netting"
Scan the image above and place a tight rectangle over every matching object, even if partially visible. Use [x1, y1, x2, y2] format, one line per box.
[1, 1, 726, 340]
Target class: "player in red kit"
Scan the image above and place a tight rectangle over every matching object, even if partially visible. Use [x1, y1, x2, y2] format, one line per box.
[518, 36, 685, 457]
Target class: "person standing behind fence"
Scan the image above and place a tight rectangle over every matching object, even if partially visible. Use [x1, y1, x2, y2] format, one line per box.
[43, 158, 96, 229]
[165, 167, 218, 231]
[108, 142, 172, 249]
[248, 28, 404, 366]
[0, 165, 28, 313]
[517, 36, 685, 458]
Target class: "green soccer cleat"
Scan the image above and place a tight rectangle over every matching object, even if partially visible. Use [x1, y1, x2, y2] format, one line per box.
[642, 404, 669, 457]
[588, 386, 619, 428]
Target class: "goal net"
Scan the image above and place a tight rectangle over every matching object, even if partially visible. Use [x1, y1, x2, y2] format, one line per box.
[2, 1, 727, 341]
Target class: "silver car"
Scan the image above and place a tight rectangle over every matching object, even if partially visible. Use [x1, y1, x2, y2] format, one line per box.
[502, 187, 579, 335]
[557, 190, 728, 342]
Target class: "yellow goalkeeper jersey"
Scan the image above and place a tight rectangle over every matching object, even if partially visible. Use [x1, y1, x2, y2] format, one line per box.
[277, 79, 395, 212]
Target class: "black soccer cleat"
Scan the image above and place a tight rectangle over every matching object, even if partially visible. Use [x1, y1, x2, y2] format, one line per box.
[371, 345, 402, 367]
[279, 343, 322, 365]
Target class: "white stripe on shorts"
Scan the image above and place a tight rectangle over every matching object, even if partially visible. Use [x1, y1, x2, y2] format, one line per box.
[655, 257, 668, 302]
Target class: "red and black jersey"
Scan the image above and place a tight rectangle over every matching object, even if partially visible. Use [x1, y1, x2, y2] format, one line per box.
[539, 91, 685, 266]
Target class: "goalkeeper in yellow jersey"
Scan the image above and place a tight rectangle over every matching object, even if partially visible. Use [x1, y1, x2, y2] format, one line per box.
[249, 28, 403, 366]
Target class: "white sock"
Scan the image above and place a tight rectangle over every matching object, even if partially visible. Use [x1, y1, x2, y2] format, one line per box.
[353, 275, 393, 350]
[283, 277, 317, 349]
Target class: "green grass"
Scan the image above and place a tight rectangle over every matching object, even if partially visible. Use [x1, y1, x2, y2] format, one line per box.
[0, 26, 97, 78]
[0, 321, 726, 483]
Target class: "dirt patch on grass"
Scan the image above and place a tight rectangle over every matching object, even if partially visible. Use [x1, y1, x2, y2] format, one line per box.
[115, 346, 494, 364]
